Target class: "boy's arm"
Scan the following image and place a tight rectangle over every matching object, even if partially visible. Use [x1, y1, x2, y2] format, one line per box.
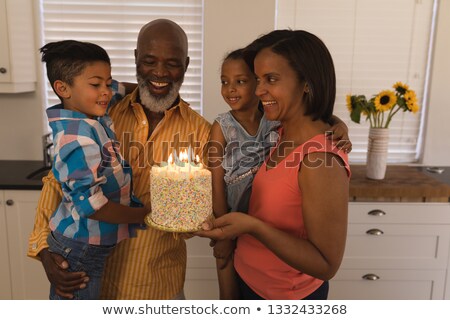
[27, 170, 61, 259]
[108, 80, 134, 111]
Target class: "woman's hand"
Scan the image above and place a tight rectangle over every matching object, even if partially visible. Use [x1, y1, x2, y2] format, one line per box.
[195, 212, 257, 241]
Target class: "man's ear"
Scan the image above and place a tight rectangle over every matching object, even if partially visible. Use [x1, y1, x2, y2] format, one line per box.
[54, 80, 71, 99]
[185, 56, 190, 72]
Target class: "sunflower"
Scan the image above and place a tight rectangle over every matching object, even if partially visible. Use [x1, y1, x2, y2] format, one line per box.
[374, 90, 397, 112]
[404, 90, 419, 113]
[346, 94, 353, 112]
[393, 82, 409, 95]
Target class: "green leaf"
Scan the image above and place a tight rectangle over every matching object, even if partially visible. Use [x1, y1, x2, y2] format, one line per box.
[350, 107, 361, 123]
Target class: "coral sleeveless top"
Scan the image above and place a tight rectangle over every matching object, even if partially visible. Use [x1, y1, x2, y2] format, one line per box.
[234, 133, 351, 299]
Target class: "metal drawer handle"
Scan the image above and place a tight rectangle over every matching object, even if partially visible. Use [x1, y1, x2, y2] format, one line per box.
[6, 199, 14, 206]
[362, 274, 380, 281]
[0, 67, 7, 74]
[366, 228, 384, 236]
[368, 209, 386, 216]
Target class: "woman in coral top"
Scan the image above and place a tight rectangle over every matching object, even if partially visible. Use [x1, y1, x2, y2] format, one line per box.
[197, 29, 351, 300]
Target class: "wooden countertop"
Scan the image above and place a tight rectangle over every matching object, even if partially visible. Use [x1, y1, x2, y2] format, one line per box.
[349, 165, 450, 202]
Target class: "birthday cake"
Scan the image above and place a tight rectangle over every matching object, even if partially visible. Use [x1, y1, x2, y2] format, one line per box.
[146, 152, 213, 232]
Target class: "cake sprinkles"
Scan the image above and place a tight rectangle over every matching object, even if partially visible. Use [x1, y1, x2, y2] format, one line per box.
[146, 150, 213, 232]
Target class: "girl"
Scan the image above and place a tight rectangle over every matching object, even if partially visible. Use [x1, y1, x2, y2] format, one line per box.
[208, 49, 279, 299]
[208, 48, 351, 299]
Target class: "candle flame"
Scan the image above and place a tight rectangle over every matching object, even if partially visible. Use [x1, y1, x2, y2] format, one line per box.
[180, 150, 188, 163]
[195, 155, 200, 163]
[168, 153, 174, 165]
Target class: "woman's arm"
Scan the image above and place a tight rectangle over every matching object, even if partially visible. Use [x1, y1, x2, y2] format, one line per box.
[197, 152, 349, 280]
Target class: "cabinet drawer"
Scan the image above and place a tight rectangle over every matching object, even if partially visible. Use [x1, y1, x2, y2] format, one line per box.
[342, 224, 450, 269]
[329, 269, 446, 300]
[349, 203, 450, 224]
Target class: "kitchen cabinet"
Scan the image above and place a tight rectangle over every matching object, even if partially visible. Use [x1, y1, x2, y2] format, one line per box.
[0, 0, 37, 93]
[185, 237, 219, 299]
[0, 190, 48, 299]
[328, 202, 450, 300]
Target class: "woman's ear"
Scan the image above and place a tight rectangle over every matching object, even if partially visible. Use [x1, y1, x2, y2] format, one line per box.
[54, 80, 71, 99]
[304, 83, 310, 93]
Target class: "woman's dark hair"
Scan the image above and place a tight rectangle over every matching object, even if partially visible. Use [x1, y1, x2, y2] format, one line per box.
[40, 40, 111, 98]
[243, 29, 336, 122]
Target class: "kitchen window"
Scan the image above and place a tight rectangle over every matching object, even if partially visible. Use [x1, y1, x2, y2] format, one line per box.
[38, 0, 204, 114]
[276, 0, 437, 164]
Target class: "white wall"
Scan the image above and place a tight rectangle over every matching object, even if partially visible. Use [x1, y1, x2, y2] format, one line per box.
[203, 0, 275, 122]
[0, 0, 448, 166]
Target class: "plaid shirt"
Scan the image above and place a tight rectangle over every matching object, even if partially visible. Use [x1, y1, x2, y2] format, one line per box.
[47, 94, 142, 246]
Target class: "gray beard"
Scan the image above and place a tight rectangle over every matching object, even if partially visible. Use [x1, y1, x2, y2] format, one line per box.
[137, 74, 182, 113]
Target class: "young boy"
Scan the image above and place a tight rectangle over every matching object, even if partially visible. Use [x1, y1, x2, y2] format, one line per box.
[41, 40, 148, 299]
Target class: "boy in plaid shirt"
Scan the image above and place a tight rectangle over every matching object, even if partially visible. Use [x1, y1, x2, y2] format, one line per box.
[41, 40, 148, 299]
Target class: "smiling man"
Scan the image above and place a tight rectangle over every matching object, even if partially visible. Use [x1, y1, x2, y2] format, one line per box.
[28, 19, 211, 300]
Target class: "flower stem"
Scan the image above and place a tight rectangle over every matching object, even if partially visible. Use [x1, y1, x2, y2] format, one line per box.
[385, 106, 401, 128]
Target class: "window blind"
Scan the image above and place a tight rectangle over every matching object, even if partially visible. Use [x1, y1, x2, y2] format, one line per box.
[39, 0, 204, 114]
[276, 0, 434, 163]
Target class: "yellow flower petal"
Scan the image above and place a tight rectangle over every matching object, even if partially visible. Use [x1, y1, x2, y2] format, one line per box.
[393, 81, 409, 94]
[374, 90, 397, 112]
[346, 94, 352, 112]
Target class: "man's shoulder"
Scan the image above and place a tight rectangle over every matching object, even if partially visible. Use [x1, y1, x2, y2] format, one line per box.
[109, 94, 134, 118]
[178, 102, 211, 128]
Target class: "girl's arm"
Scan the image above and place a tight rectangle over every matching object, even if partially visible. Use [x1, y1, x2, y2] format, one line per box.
[208, 121, 228, 218]
[197, 152, 349, 280]
[328, 115, 352, 152]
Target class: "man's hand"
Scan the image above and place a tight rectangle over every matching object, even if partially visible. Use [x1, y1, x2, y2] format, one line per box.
[39, 248, 89, 299]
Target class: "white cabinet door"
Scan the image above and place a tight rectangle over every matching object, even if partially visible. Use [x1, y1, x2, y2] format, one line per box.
[0, 193, 12, 299]
[185, 237, 219, 299]
[3, 190, 49, 299]
[333, 202, 450, 300]
[0, 0, 10, 84]
[0, 0, 36, 92]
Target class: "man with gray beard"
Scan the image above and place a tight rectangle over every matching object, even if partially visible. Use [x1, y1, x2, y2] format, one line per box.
[28, 19, 212, 299]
